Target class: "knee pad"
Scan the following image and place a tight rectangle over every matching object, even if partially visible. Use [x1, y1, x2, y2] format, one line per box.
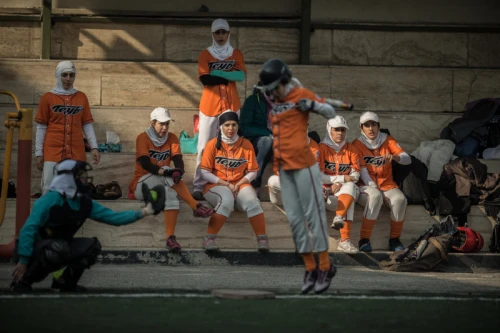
[42, 240, 71, 270]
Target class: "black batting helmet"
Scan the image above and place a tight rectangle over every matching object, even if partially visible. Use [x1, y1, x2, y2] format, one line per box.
[258, 58, 292, 92]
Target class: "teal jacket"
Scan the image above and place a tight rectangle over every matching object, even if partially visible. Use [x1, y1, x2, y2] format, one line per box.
[17, 191, 143, 264]
[239, 92, 271, 141]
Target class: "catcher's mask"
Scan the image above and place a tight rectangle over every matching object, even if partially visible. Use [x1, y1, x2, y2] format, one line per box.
[54, 159, 93, 195]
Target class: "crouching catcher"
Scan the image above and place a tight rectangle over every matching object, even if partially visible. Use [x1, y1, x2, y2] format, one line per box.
[11, 159, 163, 293]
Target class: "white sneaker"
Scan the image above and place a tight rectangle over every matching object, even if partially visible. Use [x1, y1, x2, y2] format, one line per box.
[331, 215, 345, 230]
[337, 239, 359, 254]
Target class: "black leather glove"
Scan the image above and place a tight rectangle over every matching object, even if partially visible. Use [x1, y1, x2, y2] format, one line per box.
[163, 168, 184, 184]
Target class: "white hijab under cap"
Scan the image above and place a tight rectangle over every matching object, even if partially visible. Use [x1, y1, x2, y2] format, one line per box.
[49, 159, 78, 199]
[208, 18, 234, 61]
[322, 116, 348, 152]
[219, 110, 239, 145]
[358, 111, 387, 150]
[51, 61, 78, 95]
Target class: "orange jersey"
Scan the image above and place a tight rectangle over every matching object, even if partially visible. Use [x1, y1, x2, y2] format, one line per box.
[269, 87, 325, 172]
[319, 142, 360, 176]
[198, 49, 246, 117]
[352, 135, 405, 191]
[129, 132, 182, 192]
[200, 136, 258, 192]
[35, 92, 94, 162]
[310, 140, 320, 163]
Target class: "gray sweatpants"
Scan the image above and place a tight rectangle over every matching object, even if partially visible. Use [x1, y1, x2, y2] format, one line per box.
[280, 163, 329, 253]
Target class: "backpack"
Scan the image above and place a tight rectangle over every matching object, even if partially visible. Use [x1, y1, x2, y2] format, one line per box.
[89, 181, 122, 200]
[379, 234, 452, 272]
[379, 216, 457, 272]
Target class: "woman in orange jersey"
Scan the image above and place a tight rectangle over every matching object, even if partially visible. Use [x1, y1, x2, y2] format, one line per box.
[35, 61, 100, 194]
[319, 116, 360, 254]
[258, 59, 341, 294]
[200, 111, 269, 252]
[352, 112, 411, 252]
[129, 108, 214, 252]
[193, 18, 247, 200]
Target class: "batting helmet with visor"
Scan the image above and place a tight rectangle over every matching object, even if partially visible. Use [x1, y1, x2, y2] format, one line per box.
[258, 59, 292, 92]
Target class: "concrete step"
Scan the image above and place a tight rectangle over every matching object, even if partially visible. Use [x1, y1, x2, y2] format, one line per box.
[1, 59, 499, 113]
[0, 105, 462, 154]
[0, 199, 495, 252]
[2, 150, 499, 199]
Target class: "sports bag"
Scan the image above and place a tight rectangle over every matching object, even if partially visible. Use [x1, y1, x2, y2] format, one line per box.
[179, 130, 198, 154]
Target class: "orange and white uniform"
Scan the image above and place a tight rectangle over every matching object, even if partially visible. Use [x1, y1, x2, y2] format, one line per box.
[200, 136, 263, 218]
[268, 139, 320, 206]
[352, 124, 411, 242]
[267, 86, 337, 254]
[193, 48, 247, 193]
[129, 132, 183, 210]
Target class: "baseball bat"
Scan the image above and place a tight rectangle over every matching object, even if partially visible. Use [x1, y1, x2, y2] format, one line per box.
[325, 98, 354, 110]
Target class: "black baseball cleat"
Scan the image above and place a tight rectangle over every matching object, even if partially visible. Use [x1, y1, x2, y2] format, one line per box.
[314, 264, 337, 294]
[301, 269, 318, 294]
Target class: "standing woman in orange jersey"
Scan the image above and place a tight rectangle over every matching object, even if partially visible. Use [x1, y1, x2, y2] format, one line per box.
[352, 112, 411, 253]
[193, 18, 247, 201]
[258, 59, 343, 294]
[200, 111, 269, 253]
[35, 61, 100, 194]
[319, 116, 360, 254]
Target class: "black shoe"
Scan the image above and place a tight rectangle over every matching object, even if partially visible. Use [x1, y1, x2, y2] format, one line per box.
[51, 279, 88, 292]
[389, 238, 405, 251]
[314, 264, 337, 294]
[358, 238, 372, 252]
[301, 269, 318, 294]
[10, 280, 32, 293]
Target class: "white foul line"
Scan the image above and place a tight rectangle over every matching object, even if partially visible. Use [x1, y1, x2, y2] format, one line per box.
[0, 293, 499, 302]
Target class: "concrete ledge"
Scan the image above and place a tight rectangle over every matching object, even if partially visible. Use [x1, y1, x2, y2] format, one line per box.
[83, 249, 500, 272]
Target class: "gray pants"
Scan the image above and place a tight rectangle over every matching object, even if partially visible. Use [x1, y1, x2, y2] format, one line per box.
[280, 163, 329, 253]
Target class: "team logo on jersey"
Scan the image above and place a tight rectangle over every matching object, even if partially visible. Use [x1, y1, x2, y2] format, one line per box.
[324, 161, 351, 172]
[149, 149, 171, 162]
[363, 156, 386, 167]
[208, 60, 236, 71]
[215, 156, 248, 168]
[270, 102, 295, 115]
[52, 105, 84, 115]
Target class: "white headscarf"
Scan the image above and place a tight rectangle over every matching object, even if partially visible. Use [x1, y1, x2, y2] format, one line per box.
[207, 19, 234, 61]
[49, 160, 78, 198]
[358, 132, 388, 150]
[51, 61, 78, 95]
[322, 116, 348, 152]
